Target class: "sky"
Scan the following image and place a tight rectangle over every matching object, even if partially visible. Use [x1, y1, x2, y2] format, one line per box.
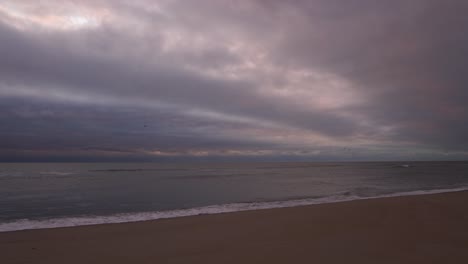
[1, 0, 468, 162]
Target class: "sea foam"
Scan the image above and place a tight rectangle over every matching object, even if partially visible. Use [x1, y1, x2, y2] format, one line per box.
[1, 186, 468, 233]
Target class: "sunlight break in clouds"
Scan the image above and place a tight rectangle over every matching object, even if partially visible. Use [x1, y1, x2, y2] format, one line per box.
[0, 1, 108, 30]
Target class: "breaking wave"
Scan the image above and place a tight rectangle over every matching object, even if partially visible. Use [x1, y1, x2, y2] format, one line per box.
[1, 186, 468, 233]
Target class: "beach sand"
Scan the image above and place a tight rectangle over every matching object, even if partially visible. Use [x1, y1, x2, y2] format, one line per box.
[1, 191, 468, 264]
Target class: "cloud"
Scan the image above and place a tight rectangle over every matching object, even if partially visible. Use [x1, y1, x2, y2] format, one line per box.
[265, 0, 468, 148]
[1, 0, 467, 161]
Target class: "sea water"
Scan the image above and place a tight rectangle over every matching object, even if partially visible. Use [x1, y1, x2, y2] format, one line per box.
[1, 161, 468, 231]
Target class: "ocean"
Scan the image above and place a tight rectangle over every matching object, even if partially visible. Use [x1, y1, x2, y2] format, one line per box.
[1, 161, 468, 232]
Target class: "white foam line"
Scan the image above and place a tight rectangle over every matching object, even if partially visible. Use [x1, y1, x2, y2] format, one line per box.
[1, 186, 468, 232]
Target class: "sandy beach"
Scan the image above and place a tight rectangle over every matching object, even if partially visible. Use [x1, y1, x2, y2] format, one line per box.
[1, 191, 468, 264]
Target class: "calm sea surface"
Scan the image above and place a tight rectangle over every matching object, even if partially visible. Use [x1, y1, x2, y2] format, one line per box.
[1, 161, 468, 231]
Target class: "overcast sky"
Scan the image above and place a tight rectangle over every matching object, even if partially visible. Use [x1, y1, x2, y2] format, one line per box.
[1, 0, 467, 162]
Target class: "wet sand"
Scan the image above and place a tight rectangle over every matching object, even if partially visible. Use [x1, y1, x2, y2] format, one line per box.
[1, 191, 468, 264]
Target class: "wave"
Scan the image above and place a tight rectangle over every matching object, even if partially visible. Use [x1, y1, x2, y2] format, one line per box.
[90, 168, 188, 172]
[39, 171, 75, 176]
[1, 186, 468, 233]
[0, 171, 75, 180]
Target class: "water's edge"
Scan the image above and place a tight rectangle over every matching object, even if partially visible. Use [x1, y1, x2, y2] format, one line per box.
[2, 186, 467, 233]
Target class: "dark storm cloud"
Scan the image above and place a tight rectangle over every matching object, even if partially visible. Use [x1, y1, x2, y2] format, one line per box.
[0, 16, 359, 137]
[1, 0, 468, 161]
[0, 96, 282, 161]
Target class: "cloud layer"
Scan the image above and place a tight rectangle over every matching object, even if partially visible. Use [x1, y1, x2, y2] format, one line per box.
[1, 0, 467, 161]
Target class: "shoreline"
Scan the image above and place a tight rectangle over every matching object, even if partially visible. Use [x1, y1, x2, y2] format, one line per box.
[2, 186, 468, 233]
[2, 190, 468, 263]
